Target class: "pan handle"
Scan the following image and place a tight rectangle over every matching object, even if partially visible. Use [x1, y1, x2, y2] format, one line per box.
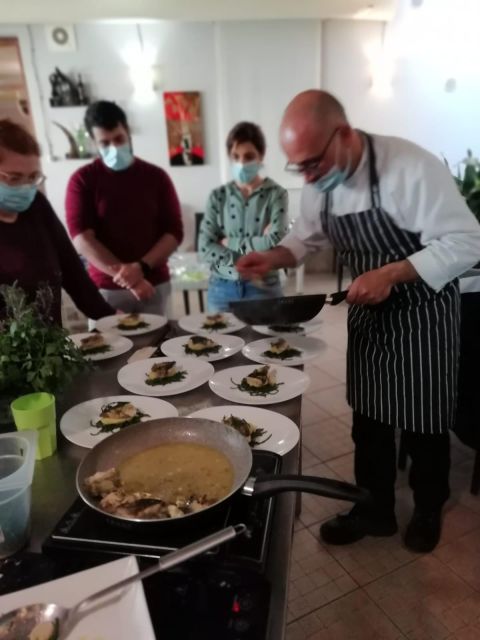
[245, 474, 370, 503]
[328, 290, 349, 305]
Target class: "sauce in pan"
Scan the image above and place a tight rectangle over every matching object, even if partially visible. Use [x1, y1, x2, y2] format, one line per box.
[118, 442, 234, 504]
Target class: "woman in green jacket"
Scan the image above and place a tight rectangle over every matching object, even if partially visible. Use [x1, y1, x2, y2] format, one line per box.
[198, 121, 289, 312]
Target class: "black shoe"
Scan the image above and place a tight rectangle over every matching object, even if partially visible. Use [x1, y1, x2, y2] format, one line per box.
[404, 510, 442, 553]
[320, 508, 398, 545]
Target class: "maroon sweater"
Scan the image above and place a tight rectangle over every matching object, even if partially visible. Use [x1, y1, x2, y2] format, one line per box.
[0, 193, 114, 325]
[65, 157, 184, 289]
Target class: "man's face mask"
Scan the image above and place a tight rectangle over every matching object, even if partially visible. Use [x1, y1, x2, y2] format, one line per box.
[99, 143, 133, 171]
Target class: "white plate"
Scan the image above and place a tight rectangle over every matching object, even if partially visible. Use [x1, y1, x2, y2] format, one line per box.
[0, 556, 155, 640]
[242, 336, 326, 367]
[252, 319, 323, 337]
[95, 313, 168, 336]
[69, 332, 133, 361]
[161, 334, 245, 362]
[187, 405, 299, 455]
[117, 357, 214, 397]
[209, 364, 310, 405]
[178, 312, 246, 335]
[60, 395, 179, 448]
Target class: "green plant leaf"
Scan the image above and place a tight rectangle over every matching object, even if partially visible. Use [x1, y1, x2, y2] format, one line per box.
[0, 284, 91, 396]
[464, 164, 477, 194]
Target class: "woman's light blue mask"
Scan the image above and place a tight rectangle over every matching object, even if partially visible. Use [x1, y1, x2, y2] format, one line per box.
[99, 143, 134, 171]
[232, 161, 261, 184]
[0, 182, 37, 213]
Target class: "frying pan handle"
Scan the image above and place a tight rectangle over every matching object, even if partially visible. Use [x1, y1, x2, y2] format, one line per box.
[328, 290, 349, 305]
[247, 474, 370, 503]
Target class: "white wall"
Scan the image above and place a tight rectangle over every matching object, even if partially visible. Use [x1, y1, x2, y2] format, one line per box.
[0, 0, 395, 24]
[215, 20, 320, 190]
[27, 21, 221, 247]
[13, 20, 320, 246]
[322, 0, 480, 168]
[4, 3, 480, 249]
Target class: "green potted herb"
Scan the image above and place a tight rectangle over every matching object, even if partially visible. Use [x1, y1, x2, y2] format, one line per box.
[0, 284, 91, 424]
[445, 149, 480, 221]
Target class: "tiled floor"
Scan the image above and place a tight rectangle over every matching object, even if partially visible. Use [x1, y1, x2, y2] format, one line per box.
[278, 273, 480, 640]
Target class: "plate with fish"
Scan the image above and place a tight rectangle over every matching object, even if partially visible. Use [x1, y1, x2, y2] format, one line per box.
[251, 319, 322, 337]
[178, 312, 245, 335]
[161, 333, 245, 362]
[117, 357, 214, 397]
[95, 312, 168, 336]
[60, 395, 179, 447]
[69, 331, 133, 361]
[209, 364, 310, 405]
[242, 335, 325, 367]
[187, 405, 299, 455]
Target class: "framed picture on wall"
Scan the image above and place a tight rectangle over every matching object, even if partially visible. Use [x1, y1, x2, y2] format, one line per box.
[163, 91, 205, 166]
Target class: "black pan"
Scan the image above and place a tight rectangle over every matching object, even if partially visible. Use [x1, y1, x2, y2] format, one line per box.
[76, 417, 369, 526]
[229, 290, 348, 325]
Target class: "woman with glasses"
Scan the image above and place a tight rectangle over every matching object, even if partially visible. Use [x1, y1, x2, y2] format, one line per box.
[198, 121, 289, 312]
[0, 119, 114, 324]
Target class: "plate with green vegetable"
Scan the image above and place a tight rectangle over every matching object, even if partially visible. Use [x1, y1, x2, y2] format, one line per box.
[69, 332, 133, 361]
[60, 395, 178, 448]
[187, 405, 299, 455]
[242, 335, 325, 367]
[252, 318, 323, 337]
[209, 364, 310, 405]
[161, 333, 245, 362]
[117, 357, 214, 397]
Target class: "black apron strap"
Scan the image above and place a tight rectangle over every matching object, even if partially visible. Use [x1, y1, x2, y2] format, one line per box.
[364, 133, 382, 210]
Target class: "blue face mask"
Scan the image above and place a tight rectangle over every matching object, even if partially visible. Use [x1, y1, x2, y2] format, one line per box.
[232, 161, 261, 184]
[0, 182, 37, 213]
[312, 158, 351, 193]
[99, 143, 134, 171]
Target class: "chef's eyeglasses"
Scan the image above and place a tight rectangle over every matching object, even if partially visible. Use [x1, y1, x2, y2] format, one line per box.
[0, 170, 46, 187]
[284, 127, 340, 175]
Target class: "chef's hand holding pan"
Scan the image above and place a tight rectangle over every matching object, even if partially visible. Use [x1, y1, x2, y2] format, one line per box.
[347, 260, 419, 305]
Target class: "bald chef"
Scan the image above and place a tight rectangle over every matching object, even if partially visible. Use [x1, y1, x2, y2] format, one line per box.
[236, 90, 480, 553]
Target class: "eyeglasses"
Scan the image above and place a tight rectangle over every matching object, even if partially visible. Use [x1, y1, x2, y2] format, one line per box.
[285, 127, 340, 175]
[0, 170, 46, 187]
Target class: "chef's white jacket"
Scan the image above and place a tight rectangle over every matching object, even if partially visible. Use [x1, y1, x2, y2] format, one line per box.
[280, 133, 480, 292]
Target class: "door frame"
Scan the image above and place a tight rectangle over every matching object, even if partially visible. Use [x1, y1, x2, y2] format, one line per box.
[0, 26, 49, 159]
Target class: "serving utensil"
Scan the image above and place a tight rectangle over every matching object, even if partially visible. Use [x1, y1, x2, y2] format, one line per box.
[0, 525, 246, 640]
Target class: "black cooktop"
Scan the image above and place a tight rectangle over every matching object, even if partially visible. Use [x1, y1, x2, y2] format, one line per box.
[0, 451, 282, 640]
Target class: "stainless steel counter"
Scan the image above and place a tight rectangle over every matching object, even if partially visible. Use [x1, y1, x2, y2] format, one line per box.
[25, 324, 301, 640]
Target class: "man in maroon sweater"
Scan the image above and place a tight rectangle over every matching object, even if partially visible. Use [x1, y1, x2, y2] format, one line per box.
[66, 101, 183, 315]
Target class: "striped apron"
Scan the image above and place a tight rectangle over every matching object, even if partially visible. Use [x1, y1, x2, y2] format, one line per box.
[320, 134, 460, 434]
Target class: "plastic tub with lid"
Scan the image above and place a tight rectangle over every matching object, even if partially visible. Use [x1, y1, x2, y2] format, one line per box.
[0, 430, 37, 558]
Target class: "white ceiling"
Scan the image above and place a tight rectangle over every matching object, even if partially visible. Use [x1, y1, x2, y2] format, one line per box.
[0, 0, 396, 23]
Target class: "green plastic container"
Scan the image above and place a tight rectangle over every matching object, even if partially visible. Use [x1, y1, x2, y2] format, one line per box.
[10, 392, 56, 460]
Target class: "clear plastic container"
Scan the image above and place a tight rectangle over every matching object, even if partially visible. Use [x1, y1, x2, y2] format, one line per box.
[0, 430, 37, 558]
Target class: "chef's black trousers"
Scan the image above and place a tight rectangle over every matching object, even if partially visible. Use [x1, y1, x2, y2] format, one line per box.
[352, 411, 450, 518]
